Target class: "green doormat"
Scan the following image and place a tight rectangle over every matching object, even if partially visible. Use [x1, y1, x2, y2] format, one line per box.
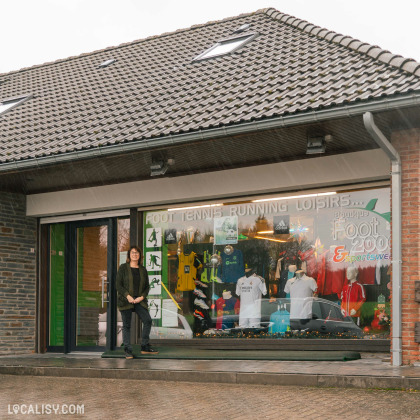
[102, 346, 360, 361]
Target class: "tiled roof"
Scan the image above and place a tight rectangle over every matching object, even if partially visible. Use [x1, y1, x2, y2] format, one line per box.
[1, 8, 420, 165]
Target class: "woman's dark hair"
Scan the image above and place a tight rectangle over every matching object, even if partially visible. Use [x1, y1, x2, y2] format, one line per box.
[126, 245, 143, 263]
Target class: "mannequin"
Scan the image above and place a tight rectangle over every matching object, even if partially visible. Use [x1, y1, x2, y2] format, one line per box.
[284, 269, 317, 328]
[236, 266, 267, 328]
[288, 265, 297, 279]
[215, 290, 239, 330]
[222, 290, 232, 300]
[340, 267, 366, 325]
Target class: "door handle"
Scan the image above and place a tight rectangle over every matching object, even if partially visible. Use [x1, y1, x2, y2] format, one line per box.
[101, 276, 109, 308]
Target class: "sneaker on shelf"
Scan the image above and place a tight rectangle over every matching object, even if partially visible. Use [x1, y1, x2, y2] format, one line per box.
[125, 349, 134, 359]
[211, 276, 222, 283]
[194, 310, 205, 320]
[194, 279, 208, 288]
[141, 345, 159, 355]
[194, 298, 209, 310]
[193, 288, 207, 298]
[211, 293, 219, 300]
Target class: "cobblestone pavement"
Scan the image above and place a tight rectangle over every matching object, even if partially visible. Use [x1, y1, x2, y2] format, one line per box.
[1, 375, 420, 420]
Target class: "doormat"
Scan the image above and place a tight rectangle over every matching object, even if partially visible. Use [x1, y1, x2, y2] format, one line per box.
[102, 346, 361, 361]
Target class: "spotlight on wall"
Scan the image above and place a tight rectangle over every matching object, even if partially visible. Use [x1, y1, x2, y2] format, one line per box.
[306, 136, 329, 154]
[150, 158, 175, 176]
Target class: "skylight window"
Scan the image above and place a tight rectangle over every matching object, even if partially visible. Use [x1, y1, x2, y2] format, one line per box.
[193, 33, 257, 61]
[98, 59, 116, 68]
[0, 97, 28, 116]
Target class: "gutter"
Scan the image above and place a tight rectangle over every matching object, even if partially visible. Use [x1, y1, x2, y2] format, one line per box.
[1, 92, 420, 173]
[363, 112, 402, 367]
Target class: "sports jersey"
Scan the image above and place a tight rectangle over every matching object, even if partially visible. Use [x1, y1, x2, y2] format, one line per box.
[236, 274, 267, 327]
[275, 252, 299, 279]
[221, 249, 244, 283]
[316, 251, 346, 297]
[177, 252, 202, 292]
[284, 274, 317, 319]
[200, 250, 221, 283]
[269, 309, 290, 334]
[357, 265, 376, 285]
[215, 296, 240, 329]
[340, 281, 366, 317]
[298, 248, 318, 279]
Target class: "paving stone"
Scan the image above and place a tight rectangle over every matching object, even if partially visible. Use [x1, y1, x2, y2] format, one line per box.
[1, 375, 420, 420]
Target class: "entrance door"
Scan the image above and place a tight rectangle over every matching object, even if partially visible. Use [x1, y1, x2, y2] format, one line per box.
[67, 219, 117, 352]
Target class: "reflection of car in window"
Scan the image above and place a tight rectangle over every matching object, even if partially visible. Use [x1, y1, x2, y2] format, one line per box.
[150, 309, 193, 340]
[208, 298, 363, 338]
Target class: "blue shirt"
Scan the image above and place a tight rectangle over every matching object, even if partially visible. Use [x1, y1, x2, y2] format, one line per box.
[221, 249, 244, 283]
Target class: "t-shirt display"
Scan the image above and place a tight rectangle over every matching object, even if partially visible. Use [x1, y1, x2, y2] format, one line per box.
[221, 249, 244, 283]
[177, 252, 203, 292]
[236, 274, 267, 327]
[284, 273, 317, 320]
[215, 296, 240, 329]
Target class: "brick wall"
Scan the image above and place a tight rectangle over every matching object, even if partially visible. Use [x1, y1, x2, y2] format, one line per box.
[0, 192, 37, 355]
[392, 128, 420, 365]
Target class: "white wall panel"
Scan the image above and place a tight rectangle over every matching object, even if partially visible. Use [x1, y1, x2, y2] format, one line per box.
[28, 150, 390, 217]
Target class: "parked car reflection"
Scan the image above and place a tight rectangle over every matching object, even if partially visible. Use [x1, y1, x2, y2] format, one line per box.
[207, 298, 364, 338]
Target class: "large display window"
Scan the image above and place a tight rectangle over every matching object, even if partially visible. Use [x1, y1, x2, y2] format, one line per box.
[142, 187, 391, 340]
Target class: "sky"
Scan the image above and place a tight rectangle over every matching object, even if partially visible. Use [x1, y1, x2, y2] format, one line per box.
[0, 0, 419, 74]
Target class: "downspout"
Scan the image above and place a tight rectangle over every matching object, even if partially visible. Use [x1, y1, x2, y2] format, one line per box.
[363, 112, 402, 366]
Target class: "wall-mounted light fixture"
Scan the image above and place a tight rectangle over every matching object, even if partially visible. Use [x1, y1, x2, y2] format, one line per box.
[306, 134, 333, 154]
[150, 158, 175, 177]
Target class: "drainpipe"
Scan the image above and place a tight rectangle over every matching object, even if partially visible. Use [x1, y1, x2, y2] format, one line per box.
[363, 112, 402, 366]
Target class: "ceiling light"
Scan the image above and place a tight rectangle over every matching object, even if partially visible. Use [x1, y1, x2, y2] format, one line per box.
[252, 192, 336, 203]
[168, 204, 222, 212]
[254, 236, 288, 243]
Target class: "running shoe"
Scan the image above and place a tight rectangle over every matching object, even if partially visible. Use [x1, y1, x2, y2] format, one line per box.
[194, 279, 208, 288]
[194, 298, 209, 310]
[194, 310, 205, 320]
[193, 288, 207, 298]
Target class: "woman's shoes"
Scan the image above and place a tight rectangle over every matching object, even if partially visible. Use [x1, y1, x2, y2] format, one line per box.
[125, 349, 135, 359]
[141, 345, 159, 354]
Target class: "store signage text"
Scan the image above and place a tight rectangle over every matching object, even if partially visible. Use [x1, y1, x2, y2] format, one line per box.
[146, 194, 353, 224]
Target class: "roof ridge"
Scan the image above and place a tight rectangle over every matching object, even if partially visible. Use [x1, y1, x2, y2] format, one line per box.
[264, 7, 420, 78]
[0, 9, 268, 77]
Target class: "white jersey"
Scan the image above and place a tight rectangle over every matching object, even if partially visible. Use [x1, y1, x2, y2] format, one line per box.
[236, 274, 267, 321]
[284, 274, 317, 319]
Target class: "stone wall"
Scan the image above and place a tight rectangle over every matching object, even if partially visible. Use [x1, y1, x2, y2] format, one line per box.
[0, 192, 37, 355]
[392, 127, 420, 365]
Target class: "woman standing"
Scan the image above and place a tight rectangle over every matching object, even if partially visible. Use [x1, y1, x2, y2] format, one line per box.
[116, 245, 158, 358]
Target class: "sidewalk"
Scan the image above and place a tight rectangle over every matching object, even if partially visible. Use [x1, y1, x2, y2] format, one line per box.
[0, 352, 419, 391]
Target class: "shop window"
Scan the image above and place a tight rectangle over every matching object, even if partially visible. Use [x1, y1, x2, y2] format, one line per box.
[143, 187, 391, 340]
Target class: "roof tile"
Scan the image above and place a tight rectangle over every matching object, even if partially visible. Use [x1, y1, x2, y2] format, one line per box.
[1, 8, 420, 164]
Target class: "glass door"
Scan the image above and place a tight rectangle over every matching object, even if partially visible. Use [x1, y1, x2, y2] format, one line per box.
[67, 219, 116, 352]
[77, 224, 108, 347]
